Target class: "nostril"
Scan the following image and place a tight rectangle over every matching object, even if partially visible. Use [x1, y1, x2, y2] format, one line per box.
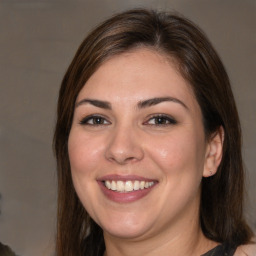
[107, 154, 142, 165]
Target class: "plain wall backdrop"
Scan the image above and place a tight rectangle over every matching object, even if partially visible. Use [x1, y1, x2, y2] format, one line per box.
[0, 1, 255, 255]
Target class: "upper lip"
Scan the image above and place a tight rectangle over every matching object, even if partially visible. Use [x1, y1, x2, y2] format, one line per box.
[97, 174, 157, 182]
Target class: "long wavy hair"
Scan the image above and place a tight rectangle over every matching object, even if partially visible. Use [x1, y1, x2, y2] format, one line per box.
[53, 8, 253, 256]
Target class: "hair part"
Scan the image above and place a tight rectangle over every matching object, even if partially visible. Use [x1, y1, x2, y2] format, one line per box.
[53, 8, 253, 256]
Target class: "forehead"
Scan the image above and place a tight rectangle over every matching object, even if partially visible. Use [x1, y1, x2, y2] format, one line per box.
[77, 48, 197, 109]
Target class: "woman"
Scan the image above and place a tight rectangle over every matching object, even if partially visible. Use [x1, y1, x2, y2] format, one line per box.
[53, 9, 254, 256]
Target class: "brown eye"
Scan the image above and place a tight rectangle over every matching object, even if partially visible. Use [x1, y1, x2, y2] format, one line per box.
[92, 117, 105, 125]
[80, 115, 110, 125]
[154, 117, 169, 124]
[146, 115, 177, 126]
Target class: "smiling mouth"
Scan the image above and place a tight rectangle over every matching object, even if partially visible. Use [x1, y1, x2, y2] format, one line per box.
[104, 180, 155, 192]
[98, 176, 157, 203]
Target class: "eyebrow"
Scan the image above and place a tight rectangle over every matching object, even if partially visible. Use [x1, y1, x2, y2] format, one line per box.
[75, 97, 188, 110]
[138, 97, 188, 110]
[75, 99, 111, 109]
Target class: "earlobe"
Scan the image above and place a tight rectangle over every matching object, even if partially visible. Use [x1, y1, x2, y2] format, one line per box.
[203, 126, 224, 177]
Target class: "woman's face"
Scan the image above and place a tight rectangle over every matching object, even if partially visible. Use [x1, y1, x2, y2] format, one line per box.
[68, 48, 213, 240]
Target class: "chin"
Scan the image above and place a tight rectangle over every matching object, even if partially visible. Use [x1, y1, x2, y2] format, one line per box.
[99, 215, 153, 240]
[103, 225, 150, 240]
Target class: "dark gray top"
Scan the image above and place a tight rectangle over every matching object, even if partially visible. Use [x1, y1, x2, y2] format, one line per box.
[0, 242, 16, 256]
[201, 244, 237, 256]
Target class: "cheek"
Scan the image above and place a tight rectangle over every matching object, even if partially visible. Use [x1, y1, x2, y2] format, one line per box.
[68, 130, 105, 216]
[68, 131, 104, 177]
[148, 130, 205, 210]
[147, 129, 206, 178]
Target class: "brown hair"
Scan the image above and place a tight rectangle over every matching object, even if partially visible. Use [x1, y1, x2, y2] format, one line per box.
[53, 8, 253, 256]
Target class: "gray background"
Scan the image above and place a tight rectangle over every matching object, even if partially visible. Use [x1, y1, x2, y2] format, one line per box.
[0, 1, 255, 256]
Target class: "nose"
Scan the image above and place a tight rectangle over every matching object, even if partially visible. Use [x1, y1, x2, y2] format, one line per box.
[105, 125, 144, 165]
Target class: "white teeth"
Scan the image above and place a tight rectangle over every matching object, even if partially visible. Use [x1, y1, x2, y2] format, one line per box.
[116, 181, 125, 192]
[125, 181, 133, 192]
[140, 181, 145, 189]
[134, 180, 140, 190]
[105, 180, 111, 189]
[104, 180, 155, 192]
[111, 180, 117, 191]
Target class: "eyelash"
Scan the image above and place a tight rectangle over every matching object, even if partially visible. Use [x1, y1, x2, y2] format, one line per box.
[144, 114, 177, 126]
[79, 114, 177, 126]
[79, 115, 111, 126]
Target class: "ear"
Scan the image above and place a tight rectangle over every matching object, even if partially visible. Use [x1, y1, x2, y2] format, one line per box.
[203, 126, 224, 177]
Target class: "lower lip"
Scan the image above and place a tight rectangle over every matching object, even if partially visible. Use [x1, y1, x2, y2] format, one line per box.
[98, 181, 156, 203]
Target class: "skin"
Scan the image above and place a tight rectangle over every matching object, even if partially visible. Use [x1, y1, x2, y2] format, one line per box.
[68, 48, 223, 256]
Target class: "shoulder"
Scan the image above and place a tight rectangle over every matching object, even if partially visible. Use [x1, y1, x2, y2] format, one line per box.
[234, 243, 256, 256]
[0, 241, 16, 256]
